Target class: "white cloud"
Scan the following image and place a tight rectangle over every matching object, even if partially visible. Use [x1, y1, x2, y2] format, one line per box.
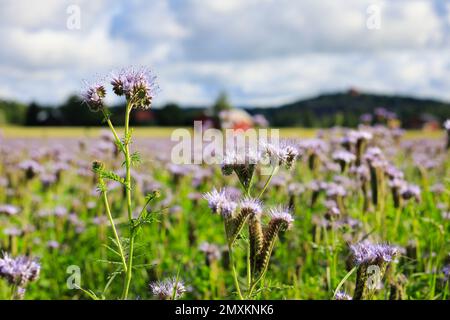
[0, 0, 449, 106]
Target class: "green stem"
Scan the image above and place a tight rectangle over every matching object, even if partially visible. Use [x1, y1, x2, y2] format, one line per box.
[101, 189, 128, 273]
[225, 224, 243, 300]
[102, 110, 124, 152]
[258, 165, 278, 199]
[122, 103, 134, 299]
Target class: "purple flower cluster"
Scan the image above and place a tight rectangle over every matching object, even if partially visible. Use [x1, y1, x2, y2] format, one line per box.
[150, 277, 186, 300]
[0, 253, 41, 287]
[82, 66, 158, 112]
[350, 241, 399, 266]
[82, 82, 106, 112]
[334, 291, 352, 300]
[239, 197, 263, 216]
[268, 206, 294, 229]
[0, 204, 20, 216]
[332, 150, 356, 164]
[111, 67, 158, 109]
[203, 188, 237, 218]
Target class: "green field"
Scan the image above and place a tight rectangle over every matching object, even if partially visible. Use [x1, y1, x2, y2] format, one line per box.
[1, 126, 445, 140]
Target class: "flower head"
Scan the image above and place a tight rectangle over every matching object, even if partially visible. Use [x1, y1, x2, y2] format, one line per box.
[350, 241, 399, 266]
[198, 242, 221, 264]
[239, 197, 263, 216]
[111, 67, 158, 109]
[150, 277, 186, 300]
[332, 150, 356, 164]
[334, 291, 352, 300]
[261, 141, 299, 169]
[268, 206, 294, 229]
[0, 204, 20, 216]
[0, 253, 40, 287]
[400, 184, 421, 202]
[82, 82, 106, 112]
[203, 188, 237, 218]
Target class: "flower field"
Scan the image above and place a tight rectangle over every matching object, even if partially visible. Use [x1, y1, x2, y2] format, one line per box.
[0, 122, 449, 300]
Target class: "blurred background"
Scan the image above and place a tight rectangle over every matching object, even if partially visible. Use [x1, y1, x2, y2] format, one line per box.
[0, 0, 449, 130]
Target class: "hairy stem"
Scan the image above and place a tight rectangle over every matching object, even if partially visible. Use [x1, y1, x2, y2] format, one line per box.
[122, 102, 134, 299]
[101, 189, 127, 273]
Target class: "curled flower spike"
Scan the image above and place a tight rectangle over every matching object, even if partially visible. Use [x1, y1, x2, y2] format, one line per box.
[254, 207, 294, 277]
[239, 197, 263, 216]
[350, 241, 399, 266]
[268, 206, 294, 229]
[111, 67, 158, 109]
[350, 241, 399, 300]
[221, 149, 260, 189]
[150, 277, 186, 300]
[82, 82, 106, 112]
[203, 188, 237, 219]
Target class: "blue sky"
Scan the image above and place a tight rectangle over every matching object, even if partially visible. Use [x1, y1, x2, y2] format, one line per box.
[0, 0, 450, 107]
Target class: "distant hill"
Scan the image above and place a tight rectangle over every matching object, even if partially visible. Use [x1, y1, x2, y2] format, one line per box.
[244, 90, 450, 128]
[1, 89, 449, 128]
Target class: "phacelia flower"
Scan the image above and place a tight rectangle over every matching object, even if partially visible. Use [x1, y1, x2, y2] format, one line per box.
[111, 67, 158, 109]
[221, 148, 260, 189]
[203, 188, 237, 218]
[332, 150, 356, 164]
[198, 242, 221, 265]
[0, 204, 20, 216]
[261, 141, 299, 169]
[150, 277, 186, 300]
[0, 253, 41, 287]
[18, 160, 43, 179]
[82, 82, 106, 112]
[334, 291, 352, 300]
[350, 241, 399, 266]
[239, 197, 263, 216]
[268, 206, 294, 229]
[400, 184, 421, 202]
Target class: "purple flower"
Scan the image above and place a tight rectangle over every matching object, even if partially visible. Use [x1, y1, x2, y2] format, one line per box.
[0, 253, 40, 287]
[47, 240, 60, 249]
[0, 204, 20, 216]
[150, 277, 186, 300]
[110, 67, 158, 109]
[82, 82, 106, 112]
[334, 291, 352, 300]
[261, 141, 299, 169]
[400, 184, 421, 202]
[350, 241, 399, 266]
[332, 150, 356, 164]
[18, 160, 43, 179]
[239, 197, 263, 216]
[268, 206, 294, 228]
[198, 242, 221, 263]
[347, 130, 373, 143]
[3, 227, 22, 237]
[203, 188, 237, 218]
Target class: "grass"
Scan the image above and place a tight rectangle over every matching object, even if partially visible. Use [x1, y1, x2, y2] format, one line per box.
[1, 126, 445, 140]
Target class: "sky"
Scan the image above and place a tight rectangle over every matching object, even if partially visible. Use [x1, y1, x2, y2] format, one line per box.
[0, 0, 450, 107]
